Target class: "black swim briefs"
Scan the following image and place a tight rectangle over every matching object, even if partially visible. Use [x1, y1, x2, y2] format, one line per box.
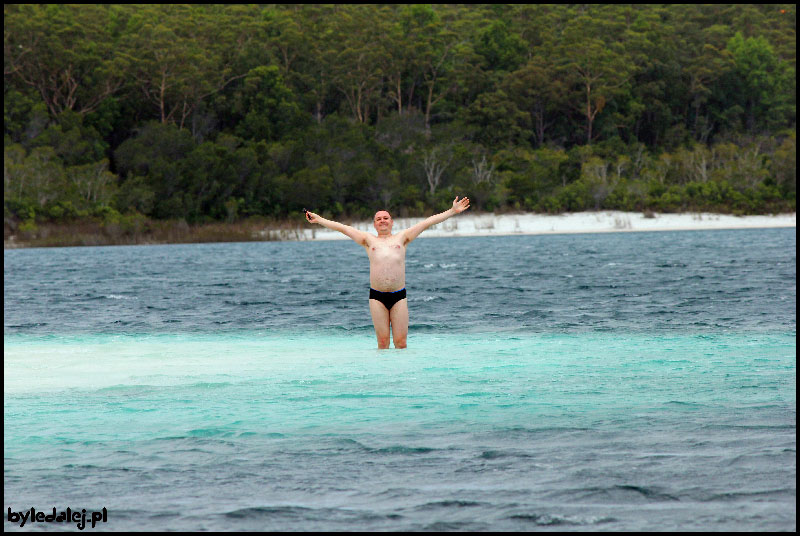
[369, 287, 407, 311]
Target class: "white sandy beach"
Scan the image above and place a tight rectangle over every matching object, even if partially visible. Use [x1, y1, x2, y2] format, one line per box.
[278, 211, 796, 241]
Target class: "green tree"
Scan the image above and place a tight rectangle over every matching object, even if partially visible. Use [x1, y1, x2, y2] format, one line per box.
[557, 9, 636, 144]
[233, 66, 306, 141]
[129, 5, 250, 128]
[417, 7, 479, 133]
[4, 4, 131, 118]
[4, 145, 67, 207]
[721, 32, 795, 132]
[29, 111, 108, 166]
[770, 132, 796, 198]
[501, 56, 566, 146]
[327, 5, 390, 123]
[466, 90, 529, 148]
[114, 175, 155, 215]
[114, 122, 196, 218]
[475, 20, 527, 73]
[259, 5, 338, 124]
[66, 160, 118, 206]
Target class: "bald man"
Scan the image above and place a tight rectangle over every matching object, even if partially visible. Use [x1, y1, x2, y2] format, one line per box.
[304, 196, 470, 349]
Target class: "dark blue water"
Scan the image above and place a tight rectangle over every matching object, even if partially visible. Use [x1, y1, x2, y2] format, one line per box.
[4, 229, 796, 335]
[4, 229, 796, 531]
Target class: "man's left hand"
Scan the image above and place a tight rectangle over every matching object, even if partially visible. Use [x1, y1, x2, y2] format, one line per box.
[452, 196, 470, 213]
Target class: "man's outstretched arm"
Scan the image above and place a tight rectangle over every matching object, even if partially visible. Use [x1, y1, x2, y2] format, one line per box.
[401, 196, 470, 245]
[305, 210, 370, 246]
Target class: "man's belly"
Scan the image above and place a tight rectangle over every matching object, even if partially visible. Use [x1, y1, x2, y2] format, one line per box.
[369, 258, 405, 291]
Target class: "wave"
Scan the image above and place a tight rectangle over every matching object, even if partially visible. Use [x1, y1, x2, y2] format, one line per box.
[223, 506, 312, 520]
[4, 322, 49, 329]
[222, 505, 402, 523]
[703, 488, 796, 502]
[478, 450, 535, 460]
[419, 521, 488, 531]
[370, 445, 437, 455]
[546, 485, 681, 503]
[328, 438, 440, 456]
[505, 512, 617, 527]
[414, 500, 486, 510]
[223, 300, 273, 306]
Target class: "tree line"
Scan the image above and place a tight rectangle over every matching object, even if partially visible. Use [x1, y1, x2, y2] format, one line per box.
[4, 4, 796, 236]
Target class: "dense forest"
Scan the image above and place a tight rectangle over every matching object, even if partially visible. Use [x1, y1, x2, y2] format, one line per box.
[4, 4, 796, 242]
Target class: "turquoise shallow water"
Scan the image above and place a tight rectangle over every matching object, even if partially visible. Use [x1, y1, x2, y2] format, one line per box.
[5, 332, 796, 531]
[4, 229, 797, 531]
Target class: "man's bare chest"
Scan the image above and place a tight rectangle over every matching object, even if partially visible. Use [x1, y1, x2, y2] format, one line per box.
[367, 239, 406, 262]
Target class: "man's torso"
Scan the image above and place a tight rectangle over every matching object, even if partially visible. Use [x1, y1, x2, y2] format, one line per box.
[365, 233, 406, 291]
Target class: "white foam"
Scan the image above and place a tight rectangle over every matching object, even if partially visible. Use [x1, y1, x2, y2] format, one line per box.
[3, 334, 388, 394]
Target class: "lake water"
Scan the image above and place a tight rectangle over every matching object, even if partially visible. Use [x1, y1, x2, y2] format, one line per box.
[4, 229, 796, 531]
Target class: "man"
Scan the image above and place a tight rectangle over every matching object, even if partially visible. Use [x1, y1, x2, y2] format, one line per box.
[304, 196, 470, 349]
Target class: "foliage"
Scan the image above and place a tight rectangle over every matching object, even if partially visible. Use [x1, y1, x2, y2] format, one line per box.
[4, 4, 796, 233]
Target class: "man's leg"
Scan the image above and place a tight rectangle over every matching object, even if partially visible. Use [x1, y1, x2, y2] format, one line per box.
[389, 298, 409, 349]
[369, 299, 391, 349]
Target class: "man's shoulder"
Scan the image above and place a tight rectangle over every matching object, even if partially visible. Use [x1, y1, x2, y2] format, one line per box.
[361, 232, 380, 247]
[394, 228, 413, 246]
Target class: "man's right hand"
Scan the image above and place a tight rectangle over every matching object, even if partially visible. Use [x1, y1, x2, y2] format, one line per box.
[303, 211, 369, 246]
